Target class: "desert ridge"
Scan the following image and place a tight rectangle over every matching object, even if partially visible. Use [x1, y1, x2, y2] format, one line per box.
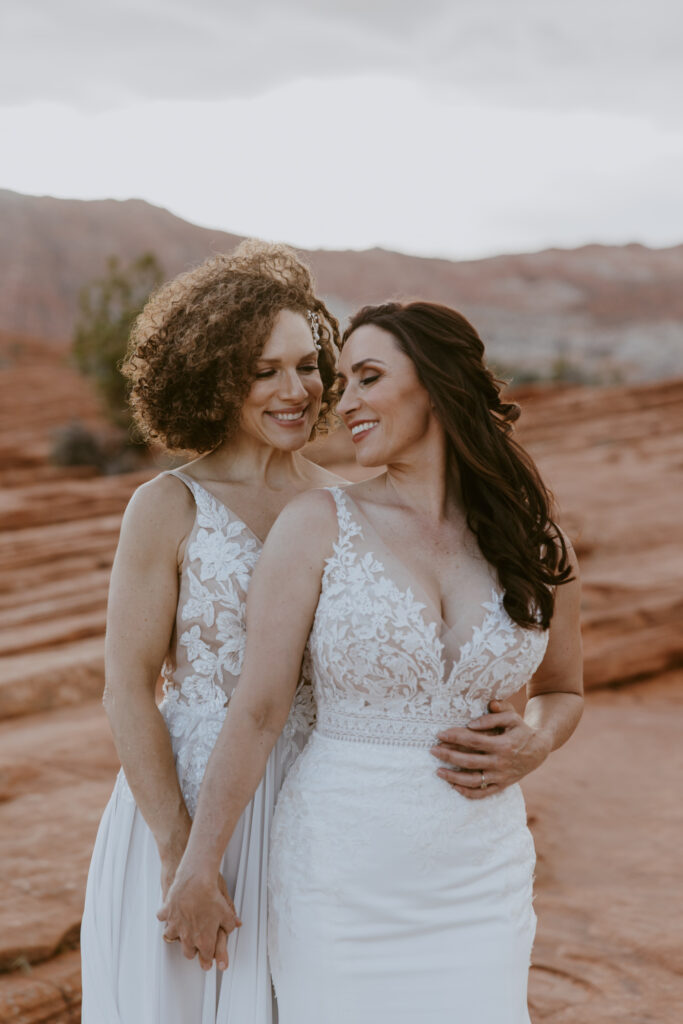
[2, 189, 683, 384]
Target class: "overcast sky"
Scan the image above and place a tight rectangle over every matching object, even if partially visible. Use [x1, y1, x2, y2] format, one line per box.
[1, 0, 682, 258]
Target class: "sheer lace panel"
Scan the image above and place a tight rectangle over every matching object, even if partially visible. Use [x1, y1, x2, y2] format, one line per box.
[149, 471, 314, 813]
[309, 487, 549, 747]
[160, 471, 261, 710]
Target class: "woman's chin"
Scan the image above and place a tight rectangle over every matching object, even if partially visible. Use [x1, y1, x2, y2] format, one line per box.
[263, 422, 314, 452]
[273, 435, 309, 452]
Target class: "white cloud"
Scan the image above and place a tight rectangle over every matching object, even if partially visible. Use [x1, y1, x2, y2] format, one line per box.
[1, 0, 682, 126]
[2, 2, 681, 257]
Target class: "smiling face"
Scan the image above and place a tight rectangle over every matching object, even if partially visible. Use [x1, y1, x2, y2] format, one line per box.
[336, 324, 437, 466]
[239, 309, 323, 450]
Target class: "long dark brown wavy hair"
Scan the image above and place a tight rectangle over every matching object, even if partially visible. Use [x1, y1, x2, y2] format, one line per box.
[341, 301, 573, 629]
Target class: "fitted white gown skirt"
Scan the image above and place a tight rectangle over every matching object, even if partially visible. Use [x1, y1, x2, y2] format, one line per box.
[81, 701, 293, 1024]
[268, 732, 536, 1024]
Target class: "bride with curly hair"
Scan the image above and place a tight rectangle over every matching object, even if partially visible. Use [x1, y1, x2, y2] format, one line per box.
[80, 240, 343, 1023]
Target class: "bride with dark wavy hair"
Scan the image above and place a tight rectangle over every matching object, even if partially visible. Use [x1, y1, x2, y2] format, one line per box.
[160, 299, 584, 1023]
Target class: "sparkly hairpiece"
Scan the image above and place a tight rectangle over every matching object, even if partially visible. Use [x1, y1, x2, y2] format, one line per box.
[307, 309, 322, 351]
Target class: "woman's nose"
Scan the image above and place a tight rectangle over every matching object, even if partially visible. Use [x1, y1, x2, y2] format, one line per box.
[337, 384, 358, 417]
[278, 371, 308, 401]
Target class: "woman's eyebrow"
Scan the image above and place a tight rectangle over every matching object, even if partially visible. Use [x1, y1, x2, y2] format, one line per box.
[257, 349, 319, 364]
[350, 358, 386, 373]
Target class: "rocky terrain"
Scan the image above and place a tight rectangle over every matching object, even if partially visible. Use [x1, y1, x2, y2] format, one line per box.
[0, 330, 682, 1021]
[2, 188, 683, 382]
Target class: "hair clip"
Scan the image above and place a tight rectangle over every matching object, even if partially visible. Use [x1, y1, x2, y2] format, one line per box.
[307, 310, 322, 351]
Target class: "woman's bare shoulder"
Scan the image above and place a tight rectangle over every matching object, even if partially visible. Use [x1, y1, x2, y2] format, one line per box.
[119, 472, 196, 553]
[278, 485, 340, 525]
[254, 487, 341, 578]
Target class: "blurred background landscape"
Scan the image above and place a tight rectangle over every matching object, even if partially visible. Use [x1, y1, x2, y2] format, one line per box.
[1, 190, 682, 1022]
[2, 0, 683, 1020]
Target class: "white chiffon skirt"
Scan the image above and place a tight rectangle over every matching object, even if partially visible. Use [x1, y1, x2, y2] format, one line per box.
[268, 731, 537, 1024]
[81, 697, 292, 1024]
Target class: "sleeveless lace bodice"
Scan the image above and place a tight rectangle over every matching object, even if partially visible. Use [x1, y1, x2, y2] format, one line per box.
[161, 471, 261, 712]
[309, 487, 549, 747]
[153, 470, 314, 813]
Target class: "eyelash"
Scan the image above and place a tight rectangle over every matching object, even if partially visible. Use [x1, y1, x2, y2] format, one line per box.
[255, 364, 319, 380]
[336, 373, 380, 397]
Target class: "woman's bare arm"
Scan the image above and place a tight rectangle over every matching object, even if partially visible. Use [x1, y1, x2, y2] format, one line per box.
[158, 490, 336, 965]
[103, 475, 195, 887]
[432, 534, 583, 796]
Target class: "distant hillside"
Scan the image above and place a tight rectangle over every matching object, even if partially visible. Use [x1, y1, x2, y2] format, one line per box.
[1, 189, 682, 382]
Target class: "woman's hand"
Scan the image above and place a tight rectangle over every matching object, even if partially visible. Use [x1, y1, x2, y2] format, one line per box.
[157, 868, 241, 971]
[430, 699, 551, 798]
[433, 534, 583, 799]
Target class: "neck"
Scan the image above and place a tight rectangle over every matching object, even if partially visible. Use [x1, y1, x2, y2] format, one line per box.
[383, 429, 461, 522]
[196, 432, 310, 489]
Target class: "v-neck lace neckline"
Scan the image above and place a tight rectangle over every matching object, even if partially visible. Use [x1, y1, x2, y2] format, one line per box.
[337, 488, 502, 634]
[171, 470, 266, 546]
[309, 486, 549, 747]
[384, 571, 504, 684]
[330, 487, 508, 682]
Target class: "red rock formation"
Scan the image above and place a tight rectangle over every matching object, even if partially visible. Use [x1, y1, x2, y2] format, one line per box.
[525, 669, 683, 1022]
[1, 333, 682, 1020]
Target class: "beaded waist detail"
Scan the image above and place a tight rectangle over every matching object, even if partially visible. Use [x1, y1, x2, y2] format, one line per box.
[315, 706, 459, 748]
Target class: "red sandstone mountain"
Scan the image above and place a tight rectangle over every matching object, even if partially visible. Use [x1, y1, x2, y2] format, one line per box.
[1, 188, 682, 382]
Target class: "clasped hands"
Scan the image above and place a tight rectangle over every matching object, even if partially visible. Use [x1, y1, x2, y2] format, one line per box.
[157, 868, 241, 971]
[431, 698, 550, 798]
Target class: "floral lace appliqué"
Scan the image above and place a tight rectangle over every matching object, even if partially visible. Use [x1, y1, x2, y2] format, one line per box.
[310, 487, 549, 747]
[132, 472, 316, 814]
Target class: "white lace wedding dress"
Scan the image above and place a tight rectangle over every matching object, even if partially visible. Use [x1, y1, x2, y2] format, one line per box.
[268, 488, 549, 1023]
[81, 471, 314, 1024]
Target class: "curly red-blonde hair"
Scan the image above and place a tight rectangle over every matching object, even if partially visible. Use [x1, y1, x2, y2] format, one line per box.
[122, 240, 339, 452]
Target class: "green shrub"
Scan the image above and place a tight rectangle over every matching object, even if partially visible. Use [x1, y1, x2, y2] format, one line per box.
[73, 253, 164, 432]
